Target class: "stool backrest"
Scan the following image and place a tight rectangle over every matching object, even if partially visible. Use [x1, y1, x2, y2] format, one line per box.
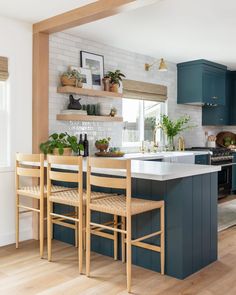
[47, 155, 83, 196]
[15, 153, 45, 192]
[87, 157, 131, 210]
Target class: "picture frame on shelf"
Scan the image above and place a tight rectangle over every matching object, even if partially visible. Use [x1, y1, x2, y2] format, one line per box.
[80, 51, 104, 90]
[69, 66, 92, 89]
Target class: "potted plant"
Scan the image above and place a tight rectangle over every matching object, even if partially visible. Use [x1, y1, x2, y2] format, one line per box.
[158, 115, 195, 151]
[40, 132, 84, 155]
[95, 137, 111, 152]
[61, 69, 83, 88]
[104, 70, 126, 93]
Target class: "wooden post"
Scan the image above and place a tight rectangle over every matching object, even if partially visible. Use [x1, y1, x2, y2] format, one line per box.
[32, 32, 49, 240]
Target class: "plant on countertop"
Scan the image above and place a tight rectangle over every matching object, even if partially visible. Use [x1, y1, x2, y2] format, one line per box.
[95, 137, 111, 152]
[40, 132, 84, 155]
[104, 70, 126, 92]
[158, 115, 196, 150]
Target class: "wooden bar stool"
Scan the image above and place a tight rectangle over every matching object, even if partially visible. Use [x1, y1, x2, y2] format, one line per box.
[47, 155, 116, 273]
[15, 153, 71, 258]
[86, 157, 165, 293]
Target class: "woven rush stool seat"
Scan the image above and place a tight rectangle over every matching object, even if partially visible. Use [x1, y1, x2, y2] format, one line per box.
[90, 195, 164, 216]
[49, 189, 117, 206]
[17, 185, 73, 199]
[86, 157, 165, 293]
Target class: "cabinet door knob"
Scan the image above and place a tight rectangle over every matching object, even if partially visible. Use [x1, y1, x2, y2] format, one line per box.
[212, 96, 218, 99]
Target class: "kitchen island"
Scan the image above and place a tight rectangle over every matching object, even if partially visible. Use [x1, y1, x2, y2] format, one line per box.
[52, 159, 220, 279]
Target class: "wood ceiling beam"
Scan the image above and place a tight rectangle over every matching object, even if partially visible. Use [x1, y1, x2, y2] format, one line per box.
[33, 0, 157, 34]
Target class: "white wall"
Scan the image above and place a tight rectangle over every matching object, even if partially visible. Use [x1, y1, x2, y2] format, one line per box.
[0, 16, 32, 246]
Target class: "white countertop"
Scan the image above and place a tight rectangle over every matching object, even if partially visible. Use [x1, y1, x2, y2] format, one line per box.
[26, 157, 220, 181]
[88, 160, 220, 181]
[123, 151, 210, 161]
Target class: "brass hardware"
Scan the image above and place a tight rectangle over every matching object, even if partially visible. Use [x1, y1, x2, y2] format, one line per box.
[178, 136, 185, 151]
[144, 58, 168, 72]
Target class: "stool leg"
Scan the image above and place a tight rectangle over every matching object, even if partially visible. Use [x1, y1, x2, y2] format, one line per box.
[126, 215, 132, 293]
[114, 215, 118, 261]
[39, 197, 44, 259]
[47, 200, 52, 262]
[86, 207, 91, 277]
[75, 207, 78, 248]
[78, 205, 83, 274]
[121, 216, 126, 263]
[16, 194, 19, 249]
[83, 210, 86, 251]
[160, 204, 165, 275]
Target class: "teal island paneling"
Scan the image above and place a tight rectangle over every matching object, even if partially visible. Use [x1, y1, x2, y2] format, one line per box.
[53, 172, 218, 280]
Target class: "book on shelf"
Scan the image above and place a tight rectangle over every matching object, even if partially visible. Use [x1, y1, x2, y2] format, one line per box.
[60, 109, 87, 115]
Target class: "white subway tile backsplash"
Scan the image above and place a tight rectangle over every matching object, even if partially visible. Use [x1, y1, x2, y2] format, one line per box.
[49, 32, 224, 151]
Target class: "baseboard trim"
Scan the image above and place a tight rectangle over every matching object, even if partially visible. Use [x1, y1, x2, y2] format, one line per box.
[0, 229, 32, 247]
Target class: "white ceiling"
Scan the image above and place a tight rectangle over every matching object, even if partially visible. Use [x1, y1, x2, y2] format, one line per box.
[65, 0, 236, 69]
[1, 0, 236, 69]
[0, 0, 95, 23]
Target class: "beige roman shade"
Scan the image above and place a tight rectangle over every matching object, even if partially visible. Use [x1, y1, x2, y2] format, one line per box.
[122, 79, 167, 102]
[0, 57, 9, 81]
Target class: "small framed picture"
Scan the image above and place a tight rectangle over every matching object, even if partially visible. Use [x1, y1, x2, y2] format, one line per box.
[80, 51, 104, 90]
[69, 66, 92, 89]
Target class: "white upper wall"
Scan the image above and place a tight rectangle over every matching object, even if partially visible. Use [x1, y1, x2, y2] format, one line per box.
[0, 16, 32, 246]
[0, 0, 95, 23]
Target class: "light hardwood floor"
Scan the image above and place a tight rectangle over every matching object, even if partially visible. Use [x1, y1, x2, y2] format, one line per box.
[1, 227, 236, 295]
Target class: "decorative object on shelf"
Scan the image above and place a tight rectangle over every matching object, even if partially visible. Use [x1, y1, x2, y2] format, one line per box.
[68, 94, 82, 110]
[104, 70, 126, 93]
[102, 76, 111, 91]
[99, 102, 112, 116]
[60, 68, 83, 87]
[216, 131, 236, 149]
[87, 104, 95, 115]
[69, 66, 92, 89]
[95, 137, 111, 152]
[94, 103, 100, 116]
[110, 107, 117, 117]
[158, 115, 195, 151]
[144, 58, 168, 72]
[39, 132, 83, 155]
[80, 51, 104, 90]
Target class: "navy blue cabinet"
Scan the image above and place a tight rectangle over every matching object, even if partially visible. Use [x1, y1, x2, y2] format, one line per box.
[230, 72, 236, 125]
[202, 70, 231, 126]
[177, 60, 227, 106]
[232, 153, 236, 192]
[195, 154, 209, 165]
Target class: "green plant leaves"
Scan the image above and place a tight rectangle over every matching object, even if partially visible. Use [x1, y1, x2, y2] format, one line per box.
[39, 132, 83, 155]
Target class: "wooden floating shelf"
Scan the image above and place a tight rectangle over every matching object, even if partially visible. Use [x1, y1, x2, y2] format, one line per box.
[57, 114, 123, 122]
[57, 86, 123, 99]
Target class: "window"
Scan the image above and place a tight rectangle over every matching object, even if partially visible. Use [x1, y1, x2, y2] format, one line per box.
[0, 81, 10, 167]
[122, 98, 166, 147]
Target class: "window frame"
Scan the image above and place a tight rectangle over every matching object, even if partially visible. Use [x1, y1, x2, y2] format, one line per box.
[122, 98, 167, 148]
[0, 80, 10, 168]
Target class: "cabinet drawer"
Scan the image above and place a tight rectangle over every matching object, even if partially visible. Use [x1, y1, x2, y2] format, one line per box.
[195, 155, 209, 165]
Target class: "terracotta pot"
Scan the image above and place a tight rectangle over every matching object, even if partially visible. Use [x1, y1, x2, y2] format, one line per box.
[95, 142, 109, 152]
[76, 80, 83, 88]
[110, 83, 119, 93]
[53, 148, 72, 156]
[102, 77, 111, 91]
